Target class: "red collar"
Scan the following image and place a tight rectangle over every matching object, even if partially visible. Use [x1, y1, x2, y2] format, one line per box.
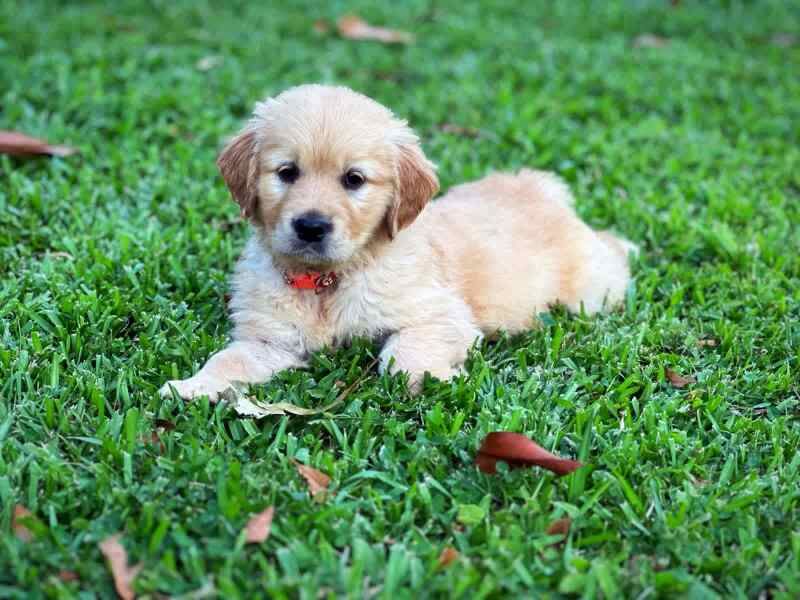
[283, 270, 338, 294]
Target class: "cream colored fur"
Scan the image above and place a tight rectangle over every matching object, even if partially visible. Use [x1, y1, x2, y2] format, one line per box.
[160, 84, 636, 400]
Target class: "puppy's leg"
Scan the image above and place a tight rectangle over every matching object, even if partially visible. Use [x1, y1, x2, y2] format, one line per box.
[379, 321, 482, 391]
[159, 340, 305, 402]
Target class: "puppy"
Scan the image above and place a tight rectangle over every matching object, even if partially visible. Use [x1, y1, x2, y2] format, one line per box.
[160, 84, 635, 400]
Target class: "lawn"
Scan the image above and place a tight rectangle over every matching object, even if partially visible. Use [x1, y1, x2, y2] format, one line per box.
[1, 0, 799, 598]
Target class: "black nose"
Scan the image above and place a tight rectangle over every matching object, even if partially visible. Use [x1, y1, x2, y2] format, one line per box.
[292, 212, 333, 243]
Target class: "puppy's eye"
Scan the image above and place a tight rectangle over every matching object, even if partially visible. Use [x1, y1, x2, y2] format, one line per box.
[277, 163, 300, 184]
[342, 169, 365, 190]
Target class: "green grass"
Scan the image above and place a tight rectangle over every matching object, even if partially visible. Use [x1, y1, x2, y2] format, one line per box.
[1, 0, 799, 597]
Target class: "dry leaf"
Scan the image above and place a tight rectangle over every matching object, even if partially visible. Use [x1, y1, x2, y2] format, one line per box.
[546, 517, 572, 546]
[58, 570, 79, 582]
[46, 251, 74, 260]
[244, 506, 275, 544]
[337, 15, 413, 44]
[12, 505, 34, 542]
[0, 131, 78, 157]
[439, 123, 480, 138]
[98, 535, 142, 600]
[665, 368, 695, 388]
[633, 34, 669, 48]
[230, 357, 378, 419]
[437, 546, 459, 568]
[475, 432, 583, 476]
[293, 461, 331, 501]
[196, 55, 222, 71]
[313, 20, 330, 34]
[696, 338, 717, 348]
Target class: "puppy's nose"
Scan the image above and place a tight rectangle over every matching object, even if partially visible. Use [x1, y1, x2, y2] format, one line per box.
[292, 212, 333, 243]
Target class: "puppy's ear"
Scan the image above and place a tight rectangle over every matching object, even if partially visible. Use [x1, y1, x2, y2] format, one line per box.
[217, 129, 259, 219]
[386, 143, 439, 239]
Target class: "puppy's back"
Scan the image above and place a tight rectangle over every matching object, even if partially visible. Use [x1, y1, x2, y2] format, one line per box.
[421, 170, 631, 333]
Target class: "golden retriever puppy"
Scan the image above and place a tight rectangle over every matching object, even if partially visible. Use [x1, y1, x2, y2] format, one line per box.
[160, 84, 636, 400]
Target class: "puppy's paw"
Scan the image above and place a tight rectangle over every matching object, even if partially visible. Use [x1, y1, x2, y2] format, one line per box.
[159, 375, 233, 402]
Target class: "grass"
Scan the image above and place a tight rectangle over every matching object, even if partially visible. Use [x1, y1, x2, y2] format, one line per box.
[1, 0, 799, 597]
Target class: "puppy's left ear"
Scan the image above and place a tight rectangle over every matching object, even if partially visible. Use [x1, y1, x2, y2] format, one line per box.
[386, 143, 439, 239]
[217, 129, 259, 219]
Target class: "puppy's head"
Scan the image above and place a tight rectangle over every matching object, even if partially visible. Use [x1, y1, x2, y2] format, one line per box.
[217, 84, 438, 269]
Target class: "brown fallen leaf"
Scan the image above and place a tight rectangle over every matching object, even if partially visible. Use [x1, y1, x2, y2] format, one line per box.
[665, 368, 695, 388]
[337, 15, 414, 44]
[58, 570, 79, 582]
[632, 33, 670, 48]
[0, 131, 78, 157]
[98, 535, 142, 600]
[437, 546, 460, 568]
[12, 505, 34, 542]
[313, 20, 330, 34]
[244, 506, 275, 544]
[293, 460, 331, 501]
[439, 123, 481, 138]
[546, 517, 572, 546]
[475, 432, 583, 475]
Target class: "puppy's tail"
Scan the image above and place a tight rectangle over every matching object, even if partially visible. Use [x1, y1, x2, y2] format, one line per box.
[517, 168, 575, 208]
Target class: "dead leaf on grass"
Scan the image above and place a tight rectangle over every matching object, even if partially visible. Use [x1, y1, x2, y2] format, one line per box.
[546, 517, 572, 545]
[437, 546, 460, 567]
[244, 506, 275, 543]
[313, 20, 330, 34]
[337, 15, 413, 44]
[12, 505, 34, 542]
[230, 357, 378, 418]
[98, 534, 142, 600]
[0, 131, 78, 157]
[665, 368, 695, 388]
[58, 570, 79, 582]
[632, 33, 670, 48]
[46, 251, 74, 260]
[475, 432, 583, 476]
[293, 461, 331, 501]
[439, 123, 481, 138]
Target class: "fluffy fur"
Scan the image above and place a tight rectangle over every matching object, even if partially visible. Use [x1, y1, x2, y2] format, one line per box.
[160, 84, 636, 400]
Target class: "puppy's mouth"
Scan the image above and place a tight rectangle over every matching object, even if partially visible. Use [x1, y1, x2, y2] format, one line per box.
[278, 240, 337, 267]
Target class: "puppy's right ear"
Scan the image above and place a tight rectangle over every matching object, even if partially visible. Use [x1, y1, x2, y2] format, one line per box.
[217, 129, 258, 219]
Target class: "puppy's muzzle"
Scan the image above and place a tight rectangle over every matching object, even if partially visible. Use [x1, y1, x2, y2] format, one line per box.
[292, 211, 333, 243]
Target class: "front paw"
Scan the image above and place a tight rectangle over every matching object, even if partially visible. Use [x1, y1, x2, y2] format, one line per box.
[159, 375, 233, 402]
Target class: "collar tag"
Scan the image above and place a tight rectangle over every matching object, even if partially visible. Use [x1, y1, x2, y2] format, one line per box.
[284, 271, 338, 294]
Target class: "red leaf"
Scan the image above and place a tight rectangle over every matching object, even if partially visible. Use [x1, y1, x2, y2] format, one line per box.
[437, 546, 459, 567]
[337, 15, 414, 44]
[244, 506, 275, 544]
[293, 460, 331, 501]
[0, 131, 78, 157]
[12, 505, 34, 542]
[665, 368, 695, 388]
[546, 517, 572, 546]
[475, 432, 582, 476]
[98, 535, 142, 600]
